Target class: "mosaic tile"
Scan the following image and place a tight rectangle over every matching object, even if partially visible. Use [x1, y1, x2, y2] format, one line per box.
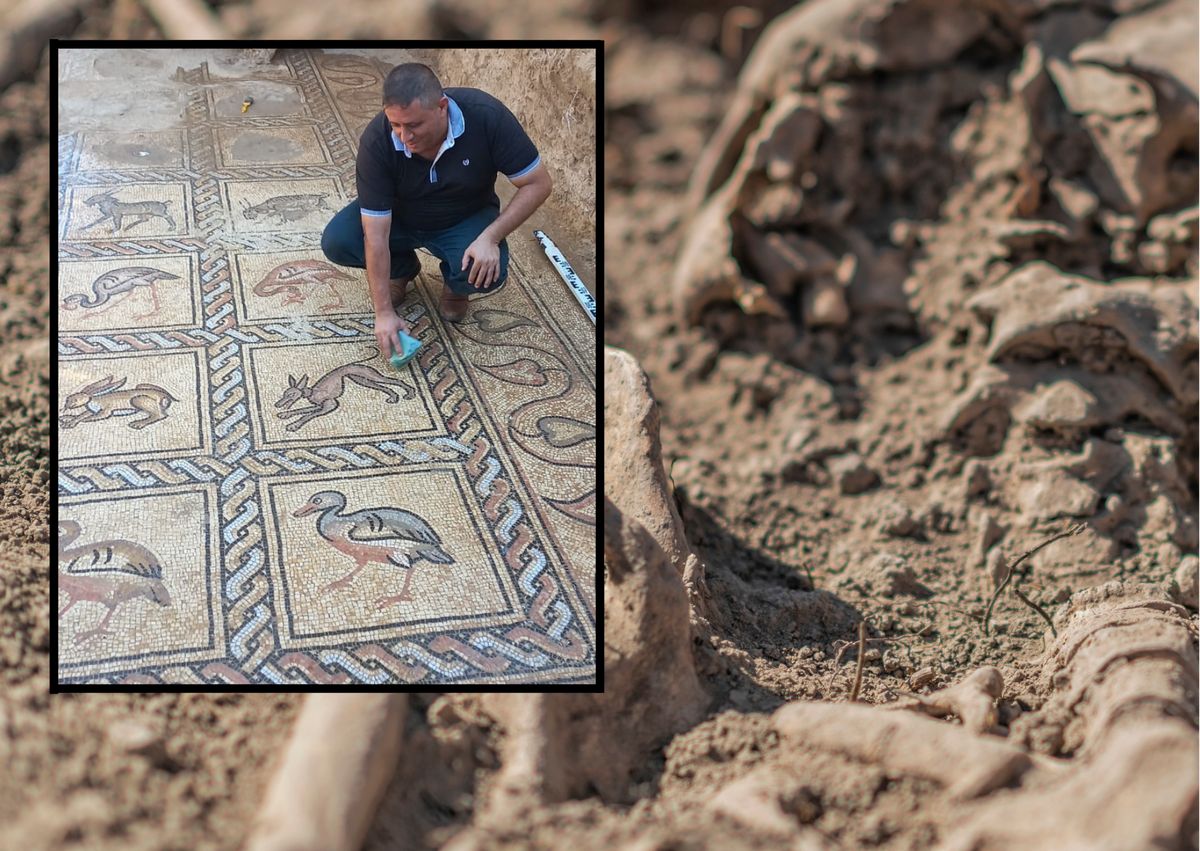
[61, 182, 191, 241]
[59, 486, 226, 680]
[233, 250, 367, 321]
[57, 50, 596, 685]
[60, 253, 199, 330]
[75, 129, 188, 171]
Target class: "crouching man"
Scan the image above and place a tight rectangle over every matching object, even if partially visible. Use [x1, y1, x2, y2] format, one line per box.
[321, 62, 552, 358]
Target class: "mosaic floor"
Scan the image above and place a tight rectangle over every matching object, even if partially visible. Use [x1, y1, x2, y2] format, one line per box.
[55, 50, 596, 685]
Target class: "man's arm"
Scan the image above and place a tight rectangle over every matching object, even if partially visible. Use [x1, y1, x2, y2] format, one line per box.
[363, 212, 408, 355]
[461, 163, 553, 287]
[483, 162, 553, 244]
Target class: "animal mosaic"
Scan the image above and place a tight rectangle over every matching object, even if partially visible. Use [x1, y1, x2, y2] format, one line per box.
[60, 375, 178, 430]
[58, 519, 171, 646]
[242, 193, 334, 225]
[80, 191, 177, 233]
[61, 266, 181, 318]
[252, 259, 354, 311]
[275, 351, 416, 432]
[292, 490, 455, 608]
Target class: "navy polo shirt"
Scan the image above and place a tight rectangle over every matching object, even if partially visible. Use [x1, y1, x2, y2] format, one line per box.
[355, 86, 541, 231]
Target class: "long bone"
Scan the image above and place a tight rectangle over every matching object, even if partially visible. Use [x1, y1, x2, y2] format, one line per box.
[246, 694, 408, 851]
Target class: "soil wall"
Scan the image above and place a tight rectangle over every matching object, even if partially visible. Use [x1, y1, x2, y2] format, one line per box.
[411, 47, 597, 254]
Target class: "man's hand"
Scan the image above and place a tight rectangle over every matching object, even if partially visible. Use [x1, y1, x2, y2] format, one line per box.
[374, 310, 410, 359]
[462, 234, 500, 288]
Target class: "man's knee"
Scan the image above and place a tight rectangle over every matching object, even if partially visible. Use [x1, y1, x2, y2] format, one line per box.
[321, 220, 354, 266]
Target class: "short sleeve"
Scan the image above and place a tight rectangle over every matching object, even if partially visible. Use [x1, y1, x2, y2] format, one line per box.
[487, 102, 540, 180]
[355, 114, 394, 213]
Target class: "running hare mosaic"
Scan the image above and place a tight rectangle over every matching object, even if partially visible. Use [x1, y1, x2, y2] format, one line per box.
[56, 50, 596, 685]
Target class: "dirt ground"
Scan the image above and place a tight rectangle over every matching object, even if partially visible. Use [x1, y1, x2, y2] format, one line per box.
[4, 0, 1198, 849]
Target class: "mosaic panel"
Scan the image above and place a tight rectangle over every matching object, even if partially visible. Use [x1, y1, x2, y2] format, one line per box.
[232, 249, 367, 321]
[59, 348, 210, 462]
[266, 467, 522, 647]
[60, 253, 199, 330]
[61, 181, 191, 241]
[213, 124, 330, 167]
[243, 337, 440, 444]
[56, 49, 596, 685]
[222, 178, 344, 235]
[75, 129, 188, 171]
[58, 485, 226, 680]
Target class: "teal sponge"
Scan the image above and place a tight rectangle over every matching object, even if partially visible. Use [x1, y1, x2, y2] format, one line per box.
[390, 330, 422, 368]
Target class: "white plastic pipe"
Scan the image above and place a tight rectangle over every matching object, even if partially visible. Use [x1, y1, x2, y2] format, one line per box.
[533, 229, 596, 324]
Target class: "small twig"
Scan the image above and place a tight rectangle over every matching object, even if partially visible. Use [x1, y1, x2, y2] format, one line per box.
[849, 620, 867, 702]
[984, 522, 1085, 636]
[824, 623, 933, 692]
[1014, 587, 1057, 638]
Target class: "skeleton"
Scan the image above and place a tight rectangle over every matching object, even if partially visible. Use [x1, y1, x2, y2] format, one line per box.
[247, 341, 1195, 850]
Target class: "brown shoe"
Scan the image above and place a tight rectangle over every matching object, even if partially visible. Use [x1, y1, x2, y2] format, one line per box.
[439, 287, 469, 323]
[389, 277, 411, 309]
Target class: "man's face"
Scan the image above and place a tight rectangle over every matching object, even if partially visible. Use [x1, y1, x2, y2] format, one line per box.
[384, 97, 448, 160]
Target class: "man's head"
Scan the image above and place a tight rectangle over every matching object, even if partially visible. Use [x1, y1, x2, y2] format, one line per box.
[382, 63, 448, 160]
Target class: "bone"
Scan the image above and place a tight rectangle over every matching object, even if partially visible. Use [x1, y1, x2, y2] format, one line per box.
[890, 665, 1004, 734]
[1040, 585, 1198, 755]
[937, 582, 1200, 849]
[941, 719, 1199, 851]
[246, 694, 407, 851]
[138, 0, 227, 39]
[0, 0, 89, 91]
[965, 262, 1197, 405]
[772, 700, 1033, 800]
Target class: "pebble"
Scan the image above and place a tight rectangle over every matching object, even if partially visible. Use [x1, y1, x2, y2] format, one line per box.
[879, 502, 922, 538]
[107, 720, 164, 759]
[1175, 555, 1198, 610]
[828, 453, 880, 495]
[963, 459, 991, 497]
[909, 667, 936, 690]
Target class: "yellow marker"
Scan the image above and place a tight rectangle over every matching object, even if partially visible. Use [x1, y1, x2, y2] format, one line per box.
[242, 97, 253, 114]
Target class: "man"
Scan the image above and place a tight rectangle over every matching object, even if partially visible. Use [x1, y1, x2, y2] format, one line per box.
[321, 62, 553, 359]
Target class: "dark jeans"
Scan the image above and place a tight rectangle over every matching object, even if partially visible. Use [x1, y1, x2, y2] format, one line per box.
[320, 202, 508, 297]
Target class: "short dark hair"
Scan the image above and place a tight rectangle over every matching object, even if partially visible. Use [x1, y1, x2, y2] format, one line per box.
[382, 63, 443, 109]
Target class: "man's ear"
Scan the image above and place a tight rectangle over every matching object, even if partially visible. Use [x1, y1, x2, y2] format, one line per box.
[439, 95, 448, 112]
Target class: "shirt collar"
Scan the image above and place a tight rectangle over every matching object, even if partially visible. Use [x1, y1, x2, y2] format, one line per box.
[391, 95, 465, 157]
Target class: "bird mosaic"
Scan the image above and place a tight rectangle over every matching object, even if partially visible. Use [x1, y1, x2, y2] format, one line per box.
[57, 519, 172, 646]
[61, 266, 181, 319]
[252, 259, 354, 312]
[292, 490, 455, 609]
